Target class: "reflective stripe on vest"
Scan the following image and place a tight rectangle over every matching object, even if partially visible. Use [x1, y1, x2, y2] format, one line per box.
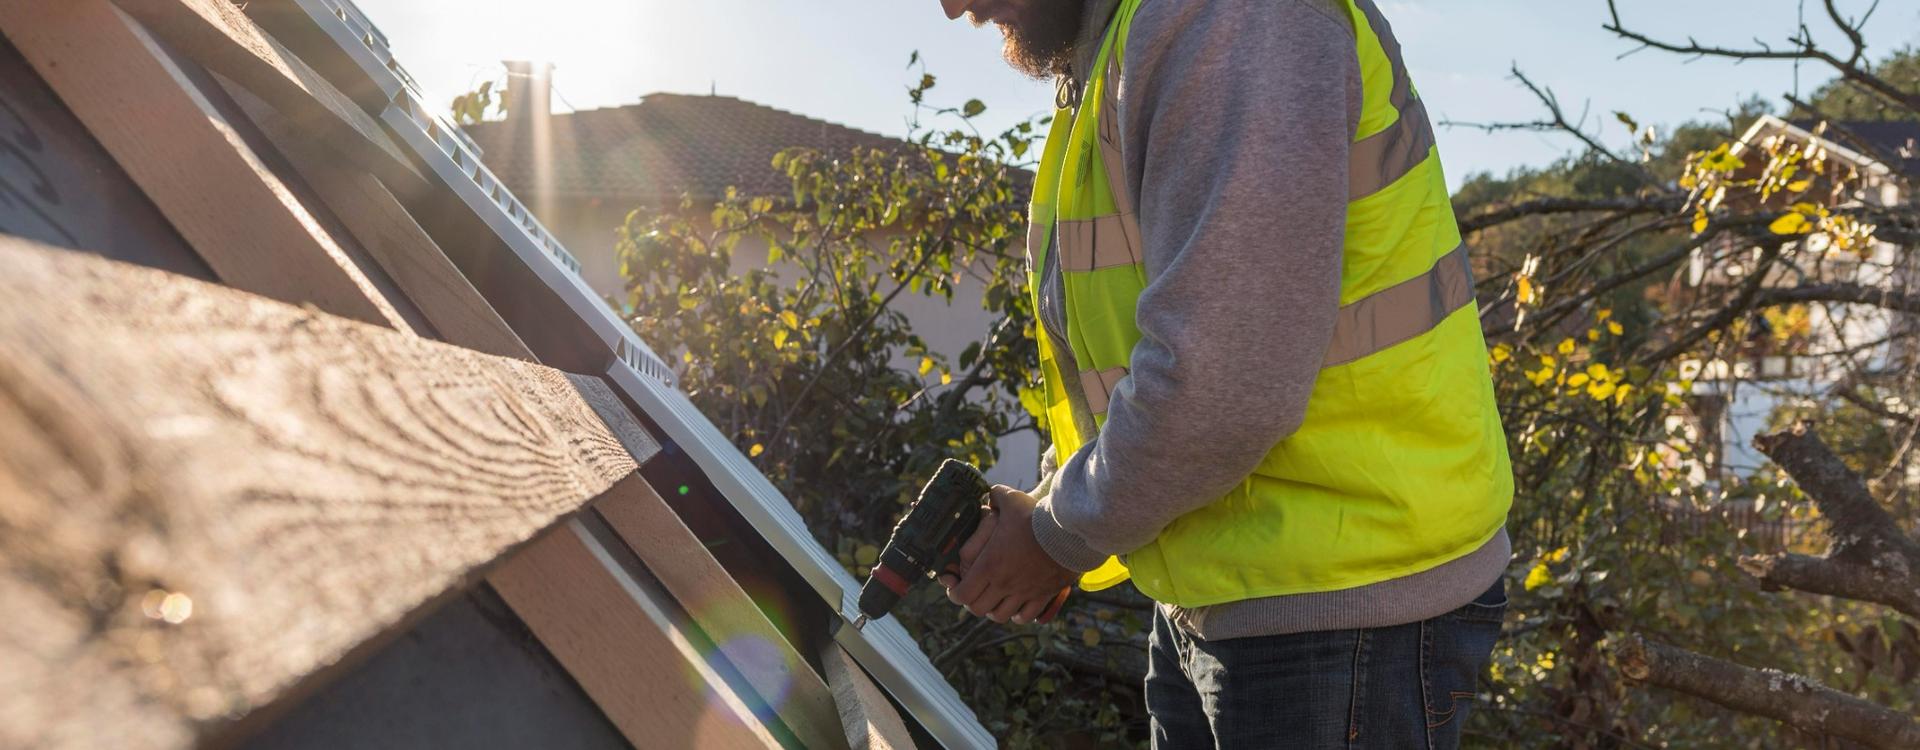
[1066, 16, 1470, 418]
[1079, 366, 1128, 415]
[1026, 0, 1512, 601]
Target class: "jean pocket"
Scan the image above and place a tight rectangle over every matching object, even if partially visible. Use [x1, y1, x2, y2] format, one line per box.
[1452, 580, 1508, 625]
[1423, 588, 1505, 741]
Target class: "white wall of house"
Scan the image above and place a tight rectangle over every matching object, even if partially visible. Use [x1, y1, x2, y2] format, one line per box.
[1699, 124, 1913, 475]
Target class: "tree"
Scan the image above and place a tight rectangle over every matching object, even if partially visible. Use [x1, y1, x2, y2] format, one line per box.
[1456, 2, 1920, 746]
[611, 3, 1920, 744]
[615, 66, 1149, 746]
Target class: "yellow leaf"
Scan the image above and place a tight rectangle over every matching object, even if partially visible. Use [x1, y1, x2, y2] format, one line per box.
[1587, 328, 1600, 341]
[1587, 363, 1610, 381]
[1691, 212, 1708, 234]
[749, 443, 764, 457]
[779, 310, 799, 329]
[682, 351, 694, 364]
[1597, 308, 1612, 321]
[1588, 381, 1616, 400]
[1546, 547, 1571, 563]
[1516, 276, 1536, 305]
[1524, 562, 1553, 591]
[1769, 212, 1810, 235]
[1557, 338, 1576, 355]
[1567, 373, 1591, 388]
[1614, 383, 1634, 405]
[1491, 344, 1512, 363]
[1607, 320, 1624, 336]
[1786, 178, 1812, 192]
[918, 357, 934, 376]
[940, 372, 953, 385]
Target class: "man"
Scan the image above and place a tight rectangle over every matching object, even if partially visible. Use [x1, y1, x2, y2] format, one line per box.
[933, 0, 1514, 747]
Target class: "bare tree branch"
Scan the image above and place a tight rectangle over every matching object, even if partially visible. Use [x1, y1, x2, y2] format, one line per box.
[1457, 196, 1679, 235]
[1612, 635, 1920, 749]
[1738, 552, 1920, 619]
[1754, 422, 1920, 564]
[1603, 0, 1920, 115]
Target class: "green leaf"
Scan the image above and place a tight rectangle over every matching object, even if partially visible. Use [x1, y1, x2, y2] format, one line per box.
[962, 99, 986, 118]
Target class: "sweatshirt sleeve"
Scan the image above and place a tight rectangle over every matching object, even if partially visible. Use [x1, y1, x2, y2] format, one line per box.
[1031, 0, 1362, 571]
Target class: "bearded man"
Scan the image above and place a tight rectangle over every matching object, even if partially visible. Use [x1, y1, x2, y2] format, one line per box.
[933, 1, 1515, 747]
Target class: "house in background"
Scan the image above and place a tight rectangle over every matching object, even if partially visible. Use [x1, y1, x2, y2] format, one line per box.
[466, 68, 1043, 487]
[1682, 114, 1917, 476]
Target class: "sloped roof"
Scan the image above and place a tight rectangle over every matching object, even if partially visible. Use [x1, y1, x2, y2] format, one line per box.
[465, 94, 907, 203]
[1785, 118, 1920, 179]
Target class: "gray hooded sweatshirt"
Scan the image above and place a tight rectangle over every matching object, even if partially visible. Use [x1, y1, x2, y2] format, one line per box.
[1025, 0, 1509, 640]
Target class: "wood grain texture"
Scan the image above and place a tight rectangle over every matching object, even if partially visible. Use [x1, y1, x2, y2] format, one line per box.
[0, 0, 413, 331]
[0, 238, 637, 750]
[110, 0, 426, 194]
[489, 517, 783, 750]
[593, 478, 848, 750]
[821, 642, 915, 750]
[223, 80, 536, 363]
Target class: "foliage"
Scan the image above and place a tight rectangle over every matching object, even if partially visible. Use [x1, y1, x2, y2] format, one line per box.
[616, 64, 1152, 746]
[448, 76, 507, 127]
[613, 11, 1920, 746]
[1798, 47, 1920, 122]
[1458, 15, 1920, 747]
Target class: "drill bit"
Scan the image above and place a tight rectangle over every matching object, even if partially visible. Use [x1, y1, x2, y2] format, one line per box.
[852, 614, 870, 631]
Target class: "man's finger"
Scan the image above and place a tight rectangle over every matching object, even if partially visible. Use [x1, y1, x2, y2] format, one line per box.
[989, 595, 1025, 624]
[950, 561, 990, 607]
[937, 573, 958, 589]
[1012, 596, 1049, 625]
[955, 505, 996, 569]
[975, 593, 1012, 621]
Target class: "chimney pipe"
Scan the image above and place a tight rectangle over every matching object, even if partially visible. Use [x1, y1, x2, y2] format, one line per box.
[502, 60, 553, 122]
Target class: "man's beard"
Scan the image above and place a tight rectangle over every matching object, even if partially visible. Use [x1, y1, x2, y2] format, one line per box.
[977, 0, 1087, 79]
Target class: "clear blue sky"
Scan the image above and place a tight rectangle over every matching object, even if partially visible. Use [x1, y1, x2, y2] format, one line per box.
[355, 0, 1920, 189]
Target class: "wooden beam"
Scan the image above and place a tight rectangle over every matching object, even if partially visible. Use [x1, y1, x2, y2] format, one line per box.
[0, 0, 414, 331]
[222, 80, 535, 362]
[109, 0, 427, 195]
[593, 478, 849, 750]
[821, 642, 916, 750]
[489, 516, 783, 750]
[0, 237, 638, 750]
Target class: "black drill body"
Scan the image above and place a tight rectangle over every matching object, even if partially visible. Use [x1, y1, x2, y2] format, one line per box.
[855, 459, 990, 624]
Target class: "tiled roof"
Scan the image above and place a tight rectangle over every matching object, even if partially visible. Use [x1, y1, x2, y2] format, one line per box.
[1786, 119, 1920, 179]
[465, 94, 909, 204]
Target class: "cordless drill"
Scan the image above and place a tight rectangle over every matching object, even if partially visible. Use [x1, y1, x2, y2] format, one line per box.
[852, 459, 1068, 629]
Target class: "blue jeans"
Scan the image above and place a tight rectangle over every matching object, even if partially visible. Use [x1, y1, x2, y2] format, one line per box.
[1146, 581, 1506, 749]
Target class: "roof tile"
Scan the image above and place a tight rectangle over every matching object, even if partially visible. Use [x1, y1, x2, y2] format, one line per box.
[466, 94, 907, 204]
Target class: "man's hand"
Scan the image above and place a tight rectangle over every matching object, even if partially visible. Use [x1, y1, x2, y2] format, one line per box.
[938, 485, 1076, 625]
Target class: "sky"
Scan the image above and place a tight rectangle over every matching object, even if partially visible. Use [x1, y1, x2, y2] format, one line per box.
[353, 0, 1920, 189]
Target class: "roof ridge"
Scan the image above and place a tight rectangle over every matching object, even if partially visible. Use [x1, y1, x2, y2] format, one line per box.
[470, 91, 907, 146]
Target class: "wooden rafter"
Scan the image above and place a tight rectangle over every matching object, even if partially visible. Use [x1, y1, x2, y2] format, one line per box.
[0, 238, 638, 750]
[0, 0, 415, 331]
[111, 0, 428, 195]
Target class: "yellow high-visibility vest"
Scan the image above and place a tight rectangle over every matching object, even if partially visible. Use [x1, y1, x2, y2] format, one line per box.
[1028, 0, 1512, 607]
